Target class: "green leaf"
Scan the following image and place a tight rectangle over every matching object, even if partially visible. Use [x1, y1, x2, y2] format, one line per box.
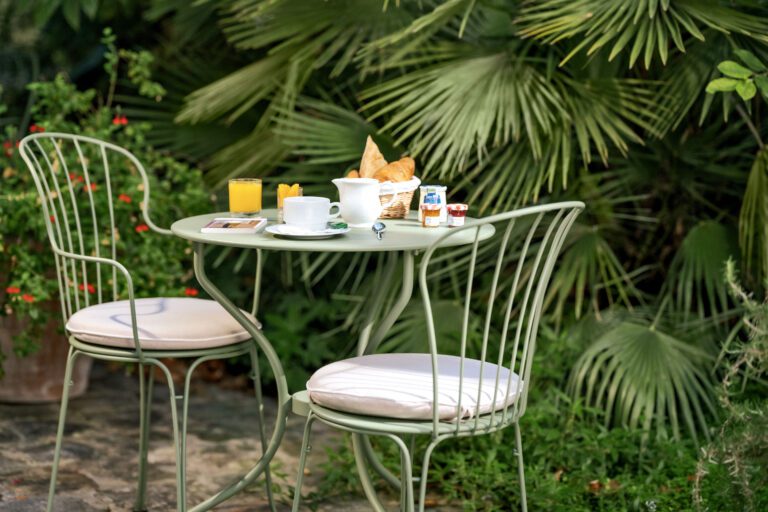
[717, 60, 752, 79]
[735, 79, 757, 101]
[755, 75, 768, 96]
[81, 0, 98, 18]
[568, 318, 716, 442]
[705, 77, 738, 93]
[734, 49, 767, 72]
[61, 0, 81, 30]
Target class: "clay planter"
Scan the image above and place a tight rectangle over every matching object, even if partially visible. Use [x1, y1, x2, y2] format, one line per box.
[0, 311, 92, 403]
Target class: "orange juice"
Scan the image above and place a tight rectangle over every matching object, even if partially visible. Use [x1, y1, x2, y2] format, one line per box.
[228, 178, 262, 215]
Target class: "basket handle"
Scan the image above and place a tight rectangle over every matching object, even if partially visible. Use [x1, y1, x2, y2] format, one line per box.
[381, 191, 399, 209]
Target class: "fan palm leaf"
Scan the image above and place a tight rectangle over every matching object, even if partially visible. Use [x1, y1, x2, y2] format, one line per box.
[361, 43, 660, 179]
[177, 0, 412, 124]
[739, 147, 768, 285]
[547, 227, 641, 322]
[664, 220, 739, 322]
[568, 318, 717, 442]
[517, 0, 768, 68]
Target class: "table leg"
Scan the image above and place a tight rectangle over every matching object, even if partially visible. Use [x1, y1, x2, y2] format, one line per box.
[189, 243, 289, 512]
[353, 250, 417, 504]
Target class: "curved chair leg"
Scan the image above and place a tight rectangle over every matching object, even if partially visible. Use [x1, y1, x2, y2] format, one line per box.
[417, 438, 443, 512]
[384, 433, 414, 512]
[292, 412, 316, 512]
[248, 345, 276, 511]
[46, 347, 79, 512]
[134, 364, 155, 512]
[514, 422, 528, 512]
[351, 434, 388, 512]
[155, 360, 186, 512]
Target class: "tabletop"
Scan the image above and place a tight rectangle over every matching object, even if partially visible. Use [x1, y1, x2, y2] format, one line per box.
[172, 209, 495, 252]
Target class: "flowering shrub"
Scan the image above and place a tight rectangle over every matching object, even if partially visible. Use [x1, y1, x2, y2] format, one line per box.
[0, 30, 210, 365]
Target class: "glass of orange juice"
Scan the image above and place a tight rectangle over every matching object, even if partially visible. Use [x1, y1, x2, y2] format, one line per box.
[228, 178, 262, 216]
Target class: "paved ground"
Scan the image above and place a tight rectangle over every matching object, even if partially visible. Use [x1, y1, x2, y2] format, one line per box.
[0, 362, 397, 511]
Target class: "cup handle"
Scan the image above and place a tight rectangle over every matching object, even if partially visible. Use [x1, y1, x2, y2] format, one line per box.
[328, 202, 341, 220]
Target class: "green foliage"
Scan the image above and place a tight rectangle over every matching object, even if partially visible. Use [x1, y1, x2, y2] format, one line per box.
[517, 0, 768, 68]
[568, 314, 717, 442]
[0, 35, 209, 366]
[693, 262, 768, 511]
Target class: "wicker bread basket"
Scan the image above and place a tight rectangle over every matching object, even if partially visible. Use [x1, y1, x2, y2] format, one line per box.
[378, 177, 421, 219]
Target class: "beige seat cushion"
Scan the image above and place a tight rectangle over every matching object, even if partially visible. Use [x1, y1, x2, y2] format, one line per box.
[66, 298, 259, 350]
[307, 353, 522, 421]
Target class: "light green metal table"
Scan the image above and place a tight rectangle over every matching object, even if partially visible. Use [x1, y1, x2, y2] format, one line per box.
[171, 208, 494, 508]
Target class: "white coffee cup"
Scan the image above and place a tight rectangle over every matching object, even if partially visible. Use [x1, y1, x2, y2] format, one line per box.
[283, 196, 341, 232]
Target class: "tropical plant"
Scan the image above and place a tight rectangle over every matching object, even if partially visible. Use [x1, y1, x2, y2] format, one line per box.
[9, 0, 768, 508]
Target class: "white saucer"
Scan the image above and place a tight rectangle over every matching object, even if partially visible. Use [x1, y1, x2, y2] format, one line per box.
[265, 224, 350, 239]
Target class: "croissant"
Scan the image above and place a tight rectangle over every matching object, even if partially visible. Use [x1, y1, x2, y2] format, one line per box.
[359, 136, 388, 178]
[347, 169, 360, 178]
[373, 157, 415, 183]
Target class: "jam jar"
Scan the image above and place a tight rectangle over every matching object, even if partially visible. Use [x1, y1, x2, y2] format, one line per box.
[446, 204, 468, 227]
[421, 204, 441, 227]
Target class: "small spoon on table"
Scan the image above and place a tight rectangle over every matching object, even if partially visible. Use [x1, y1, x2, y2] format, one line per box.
[372, 221, 386, 241]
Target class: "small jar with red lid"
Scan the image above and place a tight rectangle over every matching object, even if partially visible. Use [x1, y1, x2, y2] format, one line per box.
[446, 204, 468, 227]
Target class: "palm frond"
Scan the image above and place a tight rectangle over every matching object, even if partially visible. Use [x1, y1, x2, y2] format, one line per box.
[739, 147, 768, 284]
[568, 318, 717, 442]
[274, 98, 383, 166]
[361, 44, 659, 184]
[204, 128, 291, 188]
[664, 221, 739, 322]
[518, 0, 768, 68]
[546, 227, 641, 322]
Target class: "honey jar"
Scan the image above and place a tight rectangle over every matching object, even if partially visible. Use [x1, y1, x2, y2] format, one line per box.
[421, 204, 441, 227]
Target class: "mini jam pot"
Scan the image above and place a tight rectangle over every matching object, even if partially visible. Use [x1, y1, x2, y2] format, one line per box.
[446, 204, 468, 227]
[421, 204, 441, 227]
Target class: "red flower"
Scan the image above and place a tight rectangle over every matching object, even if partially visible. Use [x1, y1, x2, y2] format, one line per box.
[29, 124, 45, 133]
[83, 183, 97, 192]
[118, 193, 132, 203]
[69, 173, 84, 183]
[184, 287, 199, 297]
[21, 294, 35, 303]
[135, 224, 150, 233]
[49, 215, 56, 222]
[5, 286, 20, 294]
[112, 115, 128, 126]
[78, 283, 96, 294]
[3, 141, 11, 149]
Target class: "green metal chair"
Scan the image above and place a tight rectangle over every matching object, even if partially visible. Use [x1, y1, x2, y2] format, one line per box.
[19, 133, 276, 512]
[291, 202, 584, 511]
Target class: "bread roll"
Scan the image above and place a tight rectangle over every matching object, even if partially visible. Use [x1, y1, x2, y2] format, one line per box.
[346, 169, 360, 178]
[373, 157, 415, 183]
[359, 136, 388, 178]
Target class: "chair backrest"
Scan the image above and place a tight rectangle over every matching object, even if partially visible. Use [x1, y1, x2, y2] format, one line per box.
[419, 201, 584, 433]
[18, 133, 170, 326]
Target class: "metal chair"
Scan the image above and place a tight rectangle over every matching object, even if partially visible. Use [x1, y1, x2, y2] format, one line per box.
[19, 133, 275, 512]
[291, 202, 584, 511]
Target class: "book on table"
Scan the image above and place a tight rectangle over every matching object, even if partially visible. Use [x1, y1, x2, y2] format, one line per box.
[200, 217, 267, 234]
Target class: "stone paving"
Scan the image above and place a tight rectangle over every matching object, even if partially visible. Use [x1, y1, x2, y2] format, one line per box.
[0, 362, 397, 511]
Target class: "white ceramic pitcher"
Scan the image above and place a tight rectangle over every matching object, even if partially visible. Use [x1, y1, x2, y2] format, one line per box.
[332, 178, 397, 228]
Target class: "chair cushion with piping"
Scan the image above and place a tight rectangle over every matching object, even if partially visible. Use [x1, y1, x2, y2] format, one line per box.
[66, 297, 260, 350]
[307, 353, 522, 421]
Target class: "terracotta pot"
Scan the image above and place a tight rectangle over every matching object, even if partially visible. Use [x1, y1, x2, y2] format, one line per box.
[0, 312, 92, 403]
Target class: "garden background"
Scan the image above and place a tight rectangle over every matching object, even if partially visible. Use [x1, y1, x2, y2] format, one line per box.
[1, 1, 767, 510]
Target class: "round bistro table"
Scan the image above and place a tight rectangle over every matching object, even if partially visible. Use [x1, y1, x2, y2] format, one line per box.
[171, 208, 494, 511]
